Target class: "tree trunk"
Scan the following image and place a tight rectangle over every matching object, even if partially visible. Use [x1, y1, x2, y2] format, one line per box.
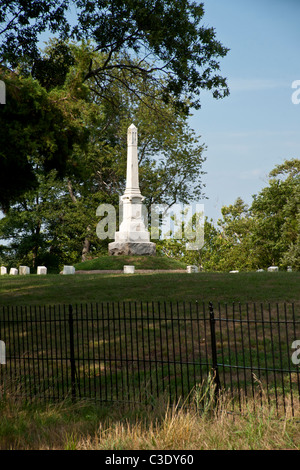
[67, 179, 91, 263]
[81, 226, 91, 262]
[32, 221, 41, 268]
[67, 179, 77, 203]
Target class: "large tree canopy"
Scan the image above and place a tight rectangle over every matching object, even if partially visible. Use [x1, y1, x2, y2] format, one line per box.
[0, 0, 229, 111]
[0, 64, 88, 211]
[0, 2, 229, 209]
[0, 42, 207, 269]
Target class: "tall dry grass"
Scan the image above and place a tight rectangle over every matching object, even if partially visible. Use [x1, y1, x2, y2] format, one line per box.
[76, 375, 300, 450]
[0, 375, 299, 450]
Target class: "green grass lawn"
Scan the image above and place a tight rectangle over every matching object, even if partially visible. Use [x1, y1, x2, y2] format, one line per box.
[0, 270, 299, 450]
[74, 255, 186, 271]
[0, 271, 299, 307]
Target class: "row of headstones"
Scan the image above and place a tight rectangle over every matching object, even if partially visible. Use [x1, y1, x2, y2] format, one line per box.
[229, 266, 293, 273]
[2, 265, 195, 275]
[123, 265, 201, 274]
[125, 265, 293, 274]
[0, 264, 294, 276]
[0, 266, 76, 275]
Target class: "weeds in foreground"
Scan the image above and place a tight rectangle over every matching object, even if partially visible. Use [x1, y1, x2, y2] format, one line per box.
[0, 376, 299, 450]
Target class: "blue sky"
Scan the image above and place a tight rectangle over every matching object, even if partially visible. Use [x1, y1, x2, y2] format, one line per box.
[191, 0, 300, 223]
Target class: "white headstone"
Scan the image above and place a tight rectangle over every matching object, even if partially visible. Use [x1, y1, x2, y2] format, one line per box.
[0, 266, 7, 275]
[63, 265, 75, 275]
[256, 269, 264, 272]
[268, 266, 278, 272]
[287, 266, 292, 272]
[229, 270, 239, 273]
[124, 265, 135, 274]
[19, 266, 30, 275]
[187, 265, 198, 273]
[37, 266, 47, 275]
[0, 340, 5, 365]
[9, 268, 18, 275]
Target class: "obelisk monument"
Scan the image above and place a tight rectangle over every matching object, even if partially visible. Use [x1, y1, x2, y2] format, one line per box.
[108, 124, 156, 256]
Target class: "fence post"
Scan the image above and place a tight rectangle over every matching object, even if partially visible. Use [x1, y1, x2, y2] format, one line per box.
[68, 305, 76, 402]
[209, 302, 221, 398]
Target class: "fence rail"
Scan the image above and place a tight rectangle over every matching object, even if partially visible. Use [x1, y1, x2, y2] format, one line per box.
[0, 302, 299, 415]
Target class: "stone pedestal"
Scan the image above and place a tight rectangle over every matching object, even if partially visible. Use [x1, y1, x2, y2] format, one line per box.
[109, 241, 156, 256]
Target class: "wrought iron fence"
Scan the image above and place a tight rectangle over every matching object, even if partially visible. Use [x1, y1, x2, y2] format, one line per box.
[0, 302, 299, 415]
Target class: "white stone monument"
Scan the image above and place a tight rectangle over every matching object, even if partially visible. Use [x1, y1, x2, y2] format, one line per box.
[63, 265, 75, 275]
[37, 266, 47, 275]
[19, 266, 30, 275]
[187, 265, 198, 273]
[9, 268, 18, 275]
[123, 265, 135, 274]
[108, 124, 156, 256]
[268, 266, 278, 272]
[0, 266, 7, 275]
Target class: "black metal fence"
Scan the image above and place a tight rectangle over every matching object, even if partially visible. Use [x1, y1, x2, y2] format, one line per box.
[0, 302, 299, 415]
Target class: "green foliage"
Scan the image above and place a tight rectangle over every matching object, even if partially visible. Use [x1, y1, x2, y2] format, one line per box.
[250, 159, 300, 268]
[0, 1, 70, 67]
[157, 159, 300, 272]
[0, 41, 207, 268]
[31, 40, 75, 90]
[0, 66, 88, 210]
[155, 202, 255, 272]
[0, 3, 230, 268]
[0, 1, 229, 112]
[214, 198, 256, 271]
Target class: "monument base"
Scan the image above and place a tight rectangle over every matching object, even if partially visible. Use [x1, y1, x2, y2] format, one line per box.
[108, 241, 156, 256]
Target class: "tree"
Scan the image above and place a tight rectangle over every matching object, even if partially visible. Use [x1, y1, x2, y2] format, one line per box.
[153, 159, 300, 271]
[0, 170, 64, 271]
[0, 65, 89, 210]
[0, 1, 70, 65]
[160, 199, 256, 271]
[0, 42, 207, 267]
[155, 215, 221, 270]
[1, 2, 229, 210]
[250, 158, 300, 269]
[0, 1, 229, 112]
[215, 198, 256, 271]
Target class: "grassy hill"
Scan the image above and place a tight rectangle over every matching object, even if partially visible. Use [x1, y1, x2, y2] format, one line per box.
[0, 271, 299, 307]
[74, 255, 186, 271]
